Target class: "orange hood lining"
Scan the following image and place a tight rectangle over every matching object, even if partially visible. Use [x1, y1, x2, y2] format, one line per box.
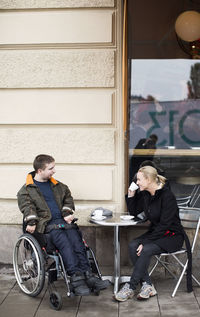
[26, 174, 58, 186]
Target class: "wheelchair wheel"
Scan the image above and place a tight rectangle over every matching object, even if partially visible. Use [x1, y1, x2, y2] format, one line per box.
[49, 291, 63, 310]
[13, 233, 45, 297]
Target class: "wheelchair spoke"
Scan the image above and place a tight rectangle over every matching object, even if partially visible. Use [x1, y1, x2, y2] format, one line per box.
[13, 234, 45, 297]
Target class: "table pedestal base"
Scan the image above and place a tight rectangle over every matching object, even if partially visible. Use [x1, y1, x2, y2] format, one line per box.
[102, 275, 130, 294]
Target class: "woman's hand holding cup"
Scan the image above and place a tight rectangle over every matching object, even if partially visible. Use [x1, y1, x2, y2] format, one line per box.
[128, 182, 138, 197]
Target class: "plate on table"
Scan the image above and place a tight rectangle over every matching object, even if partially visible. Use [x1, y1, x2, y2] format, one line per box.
[120, 215, 134, 221]
[91, 216, 106, 221]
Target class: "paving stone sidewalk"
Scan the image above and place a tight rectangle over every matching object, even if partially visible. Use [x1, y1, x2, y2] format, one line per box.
[0, 266, 200, 317]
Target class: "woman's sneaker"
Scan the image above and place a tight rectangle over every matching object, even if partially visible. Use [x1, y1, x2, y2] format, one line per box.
[137, 282, 157, 300]
[114, 283, 135, 302]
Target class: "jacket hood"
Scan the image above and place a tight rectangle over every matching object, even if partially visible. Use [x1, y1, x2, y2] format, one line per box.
[26, 171, 58, 186]
[142, 184, 167, 200]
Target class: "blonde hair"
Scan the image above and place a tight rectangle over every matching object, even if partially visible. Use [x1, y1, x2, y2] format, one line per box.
[138, 166, 166, 186]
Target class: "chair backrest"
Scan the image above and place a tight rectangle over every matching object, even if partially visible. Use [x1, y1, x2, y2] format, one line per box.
[179, 207, 200, 253]
[176, 185, 200, 208]
[189, 185, 200, 208]
[177, 195, 191, 207]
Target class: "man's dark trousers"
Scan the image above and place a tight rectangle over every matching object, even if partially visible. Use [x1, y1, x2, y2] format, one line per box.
[49, 227, 91, 275]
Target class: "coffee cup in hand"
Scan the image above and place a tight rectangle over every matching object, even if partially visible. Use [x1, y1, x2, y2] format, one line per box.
[129, 182, 139, 191]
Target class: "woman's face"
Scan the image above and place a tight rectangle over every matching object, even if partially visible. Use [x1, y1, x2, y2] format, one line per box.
[136, 171, 150, 191]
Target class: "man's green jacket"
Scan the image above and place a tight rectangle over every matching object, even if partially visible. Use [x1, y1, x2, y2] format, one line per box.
[17, 171, 75, 233]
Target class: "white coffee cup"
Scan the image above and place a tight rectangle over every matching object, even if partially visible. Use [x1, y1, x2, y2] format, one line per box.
[94, 209, 103, 218]
[129, 182, 139, 191]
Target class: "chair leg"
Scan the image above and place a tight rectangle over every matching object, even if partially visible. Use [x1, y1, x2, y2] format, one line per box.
[150, 253, 200, 297]
[171, 258, 200, 296]
[171, 263, 187, 297]
[172, 254, 185, 268]
[159, 261, 177, 279]
[150, 255, 177, 279]
[192, 274, 200, 287]
[149, 258, 159, 276]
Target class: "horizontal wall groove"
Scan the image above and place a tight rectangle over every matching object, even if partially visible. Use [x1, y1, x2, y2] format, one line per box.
[0, 125, 116, 128]
[0, 7, 115, 12]
[0, 124, 115, 127]
[0, 198, 16, 201]
[0, 86, 115, 90]
[74, 201, 117, 205]
[0, 163, 116, 167]
[0, 44, 116, 50]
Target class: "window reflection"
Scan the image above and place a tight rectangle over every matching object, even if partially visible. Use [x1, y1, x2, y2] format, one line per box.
[129, 59, 200, 206]
[129, 59, 200, 149]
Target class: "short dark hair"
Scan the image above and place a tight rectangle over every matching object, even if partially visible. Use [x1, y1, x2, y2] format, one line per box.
[149, 134, 158, 143]
[33, 154, 55, 172]
[140, 160, 157, 168]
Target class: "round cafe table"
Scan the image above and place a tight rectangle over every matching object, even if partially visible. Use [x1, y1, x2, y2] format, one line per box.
[90, 214, 139, 294]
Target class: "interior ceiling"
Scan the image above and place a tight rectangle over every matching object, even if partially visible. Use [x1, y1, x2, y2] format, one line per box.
[128, 0, 200, 59]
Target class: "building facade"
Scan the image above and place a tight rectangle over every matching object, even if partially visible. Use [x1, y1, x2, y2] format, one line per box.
[0, 0, 125, 263]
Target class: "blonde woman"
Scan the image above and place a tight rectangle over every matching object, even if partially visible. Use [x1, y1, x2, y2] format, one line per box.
[115, 166, 192, 302]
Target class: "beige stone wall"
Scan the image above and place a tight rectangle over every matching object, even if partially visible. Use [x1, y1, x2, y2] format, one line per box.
[0, 50, 114, 87]
[0, 0, 115, 9]
[0, 0, 124, 231]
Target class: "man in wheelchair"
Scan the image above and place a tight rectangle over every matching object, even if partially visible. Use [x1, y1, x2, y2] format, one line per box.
[17, 154, 109, 296]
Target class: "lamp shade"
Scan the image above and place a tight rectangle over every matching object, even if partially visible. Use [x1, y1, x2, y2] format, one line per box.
[175, 11, 200, 42]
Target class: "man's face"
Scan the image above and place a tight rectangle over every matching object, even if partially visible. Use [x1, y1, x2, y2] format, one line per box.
[38, 161, 56, 181]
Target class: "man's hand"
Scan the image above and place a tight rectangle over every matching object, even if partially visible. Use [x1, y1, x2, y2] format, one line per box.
[136, 244, 143, 256]
[26, 224, 36, 234]
[64, 214, 74, 224]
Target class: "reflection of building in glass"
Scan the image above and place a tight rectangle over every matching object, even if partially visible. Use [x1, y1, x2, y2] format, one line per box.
[130, 60, 200, 149]
[187, 63, 200, 99]
[129, 99, 200, 150]
[129, 134, 158, 183]
[131, 60, 200, 102]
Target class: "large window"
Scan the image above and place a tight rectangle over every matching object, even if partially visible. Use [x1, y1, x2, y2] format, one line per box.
[130, 59, 200, 150]
[127, 0, 200, 206]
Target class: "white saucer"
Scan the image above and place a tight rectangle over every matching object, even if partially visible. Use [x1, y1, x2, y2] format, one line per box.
[120, 215, 134, 221]
[91, 216, 106, 221]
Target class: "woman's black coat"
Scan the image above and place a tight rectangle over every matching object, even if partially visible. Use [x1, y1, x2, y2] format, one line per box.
[126, 185, 193, 292]
[126, 186, 184, 253]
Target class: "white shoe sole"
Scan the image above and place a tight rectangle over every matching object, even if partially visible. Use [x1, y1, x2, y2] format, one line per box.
[114, 293, 134, 302]
[137, 289, 157, 300]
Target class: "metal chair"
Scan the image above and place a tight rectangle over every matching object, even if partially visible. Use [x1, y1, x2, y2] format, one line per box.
[176, 185, 200, 208]
[149, 207, 200, 297]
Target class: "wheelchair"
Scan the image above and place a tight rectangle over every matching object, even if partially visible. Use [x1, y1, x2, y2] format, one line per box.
[13, 232, 103, 310]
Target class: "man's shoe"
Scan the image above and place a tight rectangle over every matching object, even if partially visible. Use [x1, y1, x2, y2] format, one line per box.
[85, 271, 110, 291]
[137, 282, 157, 300]
[114, 283, 135, 302]
[70, 272, 91, 296]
